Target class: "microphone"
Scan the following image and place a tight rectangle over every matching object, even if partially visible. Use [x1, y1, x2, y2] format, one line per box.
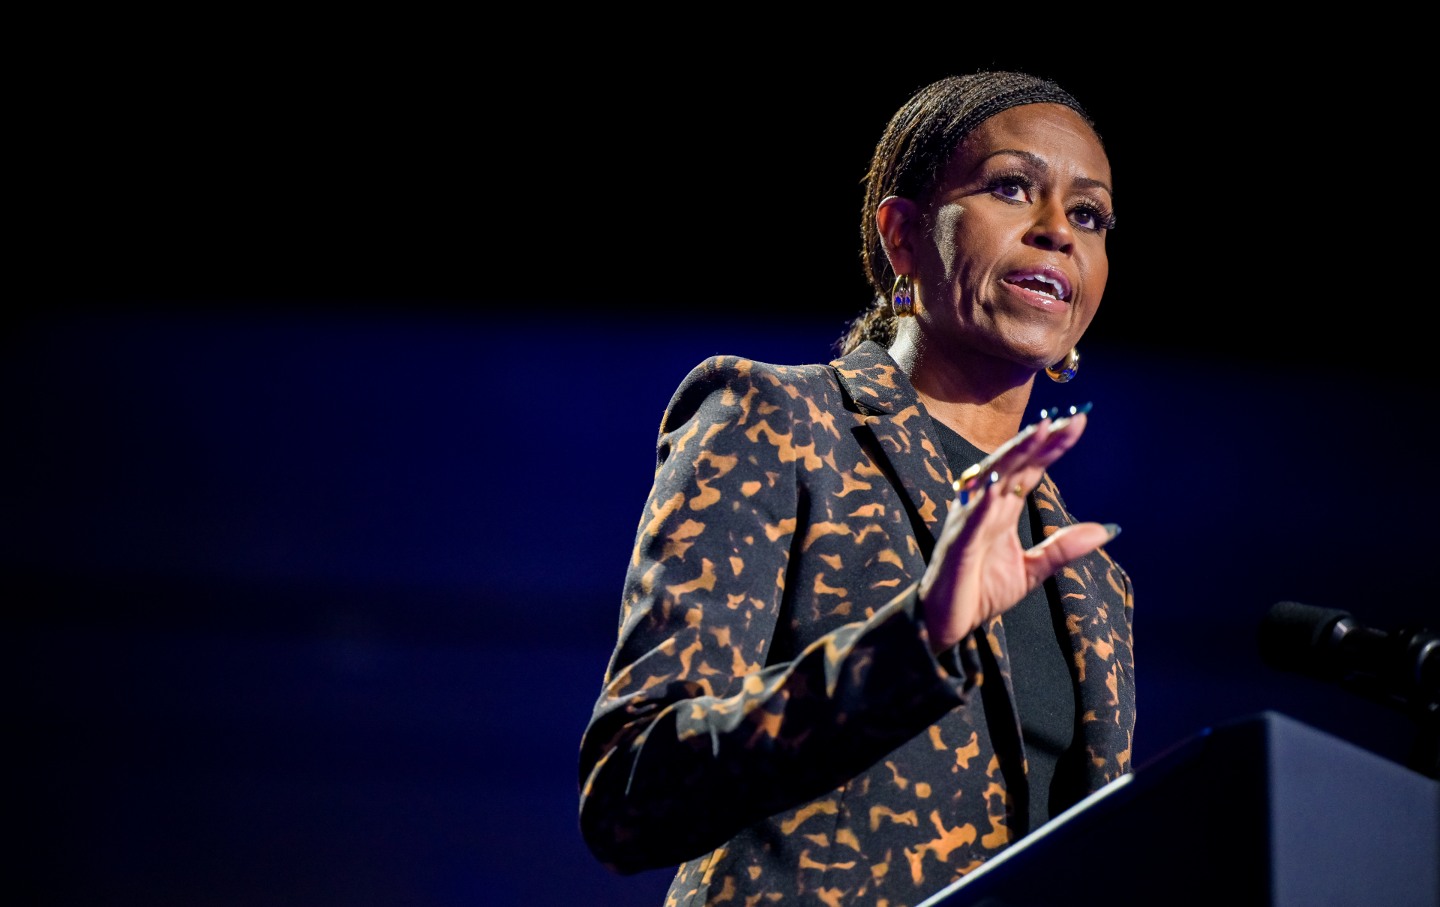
[1257, 601, 1439, 709]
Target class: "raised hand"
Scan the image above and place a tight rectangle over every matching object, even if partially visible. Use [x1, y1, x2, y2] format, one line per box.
[918, 408, 1120, 652]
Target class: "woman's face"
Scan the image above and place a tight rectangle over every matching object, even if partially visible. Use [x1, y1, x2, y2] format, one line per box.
[913, 102, 1113, 374]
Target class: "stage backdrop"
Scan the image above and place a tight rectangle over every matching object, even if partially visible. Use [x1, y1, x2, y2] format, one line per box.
[13, 24, 1437, 907]
[8, 304, 1431, 906]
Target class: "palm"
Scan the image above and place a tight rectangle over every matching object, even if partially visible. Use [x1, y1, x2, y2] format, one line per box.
[919, 413, 1113, 651]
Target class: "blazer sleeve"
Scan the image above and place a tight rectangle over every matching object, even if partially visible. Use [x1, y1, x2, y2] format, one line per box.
[577, 355, 978, 874]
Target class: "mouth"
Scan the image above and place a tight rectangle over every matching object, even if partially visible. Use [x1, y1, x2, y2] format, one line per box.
[1003, 268, 1071, 304]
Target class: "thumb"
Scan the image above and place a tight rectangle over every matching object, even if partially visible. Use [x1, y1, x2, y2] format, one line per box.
[1024, 522, 1121, 584]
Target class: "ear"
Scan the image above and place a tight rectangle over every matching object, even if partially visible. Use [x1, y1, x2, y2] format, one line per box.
[876, 195, 920, 276]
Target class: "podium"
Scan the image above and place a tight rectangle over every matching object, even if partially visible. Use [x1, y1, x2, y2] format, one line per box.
[920, 711, 1439, 907]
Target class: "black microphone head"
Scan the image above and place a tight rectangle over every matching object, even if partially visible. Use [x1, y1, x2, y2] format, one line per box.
[1258, 600, 1353, 677]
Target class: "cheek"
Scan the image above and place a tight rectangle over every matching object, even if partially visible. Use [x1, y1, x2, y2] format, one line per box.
[1082, 252, 1109, 313]
[931, 206, 964, 273]
[931, 206, 1003, 291]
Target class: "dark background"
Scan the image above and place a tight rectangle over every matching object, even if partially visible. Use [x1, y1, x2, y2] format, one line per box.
[12, 21, 1438, 907]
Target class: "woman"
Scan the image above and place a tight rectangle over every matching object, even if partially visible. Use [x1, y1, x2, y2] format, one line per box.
[578, 70, 1134, 907]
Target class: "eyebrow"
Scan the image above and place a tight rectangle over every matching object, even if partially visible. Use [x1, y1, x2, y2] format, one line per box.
[985, 148, 1114, 199]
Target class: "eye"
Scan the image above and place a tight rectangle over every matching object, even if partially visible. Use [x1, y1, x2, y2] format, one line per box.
[1069, 202, 1117, 234]
[988, 174, 1033, 203]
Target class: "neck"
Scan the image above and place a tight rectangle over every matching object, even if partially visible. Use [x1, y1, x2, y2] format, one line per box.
[888, 333, 1036, 454]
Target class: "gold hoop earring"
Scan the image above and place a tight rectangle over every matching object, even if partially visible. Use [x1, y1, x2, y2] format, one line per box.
[1046, 347, 1080, 383]
[890, 275, 914, 317]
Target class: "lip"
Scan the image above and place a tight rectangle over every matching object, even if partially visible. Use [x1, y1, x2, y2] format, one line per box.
[1001, 266, 1072, 307]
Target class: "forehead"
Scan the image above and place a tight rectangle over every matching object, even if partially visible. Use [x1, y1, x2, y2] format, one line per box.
[951, 103, 1111, 185]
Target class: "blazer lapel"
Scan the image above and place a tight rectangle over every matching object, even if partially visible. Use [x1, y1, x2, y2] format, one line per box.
[833, 341, 1134, 792]
[830, 342, 955, 562]
[1033, 472, 1135, 781]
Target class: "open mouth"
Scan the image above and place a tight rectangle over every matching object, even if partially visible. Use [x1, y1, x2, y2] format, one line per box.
[1004, 271, 1070, 303]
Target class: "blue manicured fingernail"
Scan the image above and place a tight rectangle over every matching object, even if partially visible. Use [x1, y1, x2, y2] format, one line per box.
[1040, 402, 1093, 421]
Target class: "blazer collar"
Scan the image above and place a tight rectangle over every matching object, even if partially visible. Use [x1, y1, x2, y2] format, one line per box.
[831, 341, 954, 557]
[830, 340, 918, 417]
[830, 340, 1081, 534]
[831, 343, 1128, 777]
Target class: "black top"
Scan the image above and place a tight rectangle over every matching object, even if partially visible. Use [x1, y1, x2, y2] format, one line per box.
[929, 417, 1084, 835]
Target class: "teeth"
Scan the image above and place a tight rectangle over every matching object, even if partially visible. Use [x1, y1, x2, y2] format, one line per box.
[1008, 273, 1068, 301]
[1032, 275, 1065, 299]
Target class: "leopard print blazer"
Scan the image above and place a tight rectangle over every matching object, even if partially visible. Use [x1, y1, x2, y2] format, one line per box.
[578, 340, 1135, 906]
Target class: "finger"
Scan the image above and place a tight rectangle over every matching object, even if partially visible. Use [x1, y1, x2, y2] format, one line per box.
[1032, 410, 1087, 463]
[952, 423, 1051, 500]
[1023, 521, 1120, 583]
[995, 411, 1089, 487]
[995, 405, 1089, 469]
[954, 460, 1040, 510]
[952, 413, 1087, 504]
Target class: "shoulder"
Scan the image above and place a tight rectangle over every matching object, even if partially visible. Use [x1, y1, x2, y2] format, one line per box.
[665, 341, 912, 421]
[662, 354, 840, 427]
[678, 353, 836, 388]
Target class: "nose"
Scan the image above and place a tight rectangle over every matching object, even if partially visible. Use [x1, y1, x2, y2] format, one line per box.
[1025, 201, 1073, 254]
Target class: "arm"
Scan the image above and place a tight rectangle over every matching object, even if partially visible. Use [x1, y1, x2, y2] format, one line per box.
[577, 357, 973, 873]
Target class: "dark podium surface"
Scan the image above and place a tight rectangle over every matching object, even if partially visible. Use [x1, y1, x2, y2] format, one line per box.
[921, 710, 1439, 907]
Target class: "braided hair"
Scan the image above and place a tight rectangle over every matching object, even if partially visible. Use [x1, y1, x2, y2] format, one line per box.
[837, 71, 1100, 356]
